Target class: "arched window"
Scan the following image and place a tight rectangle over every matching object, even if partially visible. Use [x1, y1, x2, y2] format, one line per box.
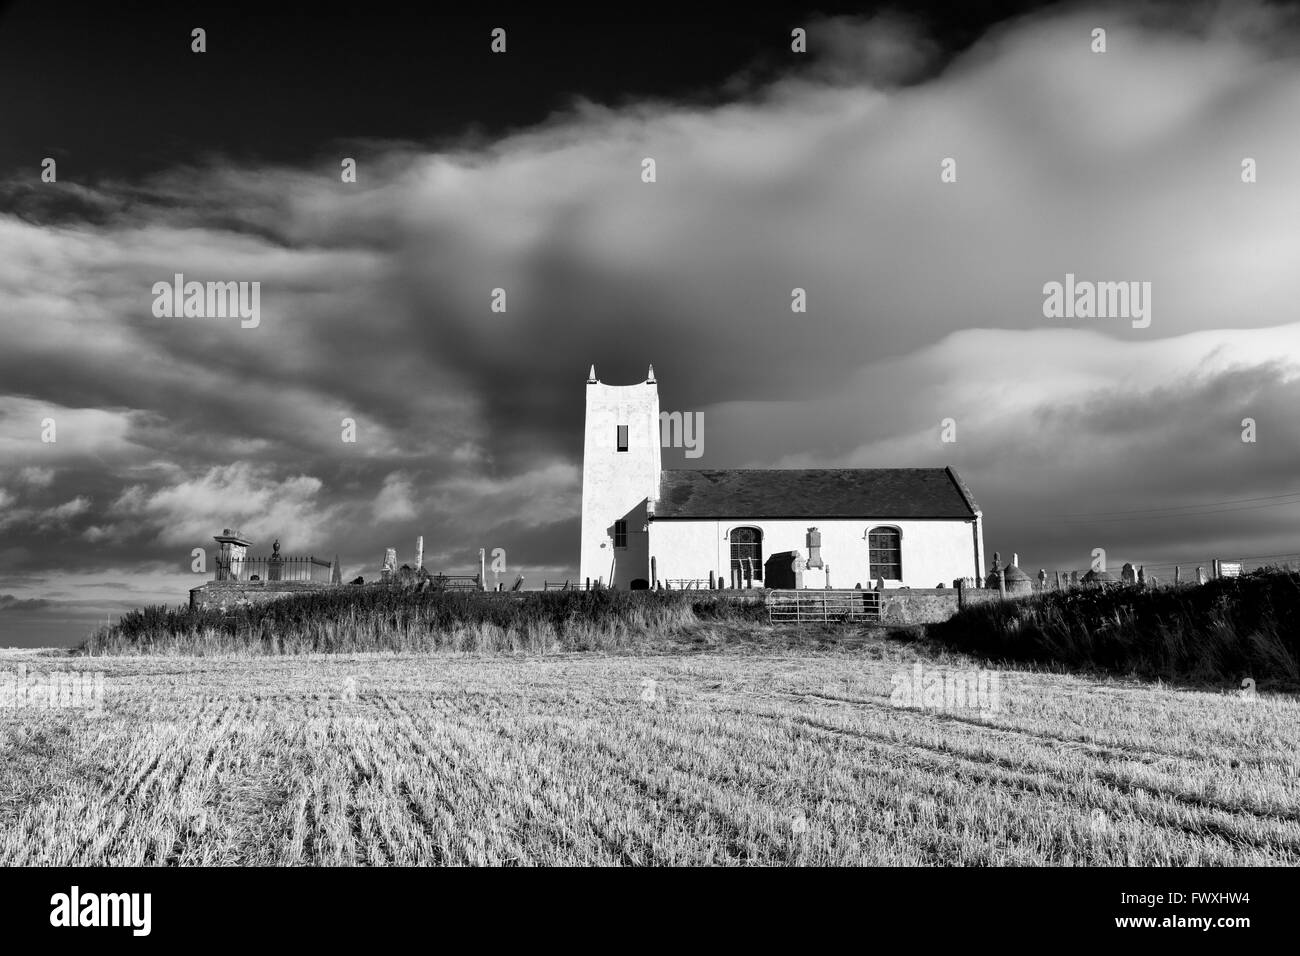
[868, 527, 902, 581]
[729, 527, 763, 583]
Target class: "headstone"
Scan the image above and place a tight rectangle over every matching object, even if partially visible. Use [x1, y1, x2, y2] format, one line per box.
[1196, 566, 1207, 585]
[1121, 563, 1136, 585]
[1137, 565, 1145, 586]
[382, 548, 397, 583]
[805, 528, 823, 569]
[1037, 569, 1047, 590]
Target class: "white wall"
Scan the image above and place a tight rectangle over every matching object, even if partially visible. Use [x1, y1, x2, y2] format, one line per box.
[579, 376, 660, 587]
[649, 517, 981, 589]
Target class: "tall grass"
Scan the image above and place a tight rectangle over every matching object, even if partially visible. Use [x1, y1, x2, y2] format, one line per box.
[79, 587, 768, 656]
[929, 569, 1300, 685]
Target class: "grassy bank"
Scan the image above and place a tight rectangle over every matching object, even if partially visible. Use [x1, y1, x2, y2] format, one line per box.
[79, 587, 768, 656]
[928, 569, 1300, 686]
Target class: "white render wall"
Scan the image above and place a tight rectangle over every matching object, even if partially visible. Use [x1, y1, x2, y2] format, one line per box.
[648, 517, 983, 589]
[579, 377, 661, 588]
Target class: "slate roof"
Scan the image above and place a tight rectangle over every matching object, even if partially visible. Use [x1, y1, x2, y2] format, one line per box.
[652, 467, 980, 519]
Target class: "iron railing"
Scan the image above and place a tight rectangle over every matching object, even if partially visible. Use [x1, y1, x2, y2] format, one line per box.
[216, 555, 333, 583]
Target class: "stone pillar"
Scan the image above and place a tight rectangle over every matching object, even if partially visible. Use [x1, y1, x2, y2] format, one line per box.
[382, 548, 397, 583]
[651, 556, 658, 587]
[1196, 566, 1207, 585]
[416, 536, 424, 570]
[213, 529, 252, 582]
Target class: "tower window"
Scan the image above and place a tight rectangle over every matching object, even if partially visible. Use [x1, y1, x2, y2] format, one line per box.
[616, 425, 628, 452]
[614, 520, 628, 549]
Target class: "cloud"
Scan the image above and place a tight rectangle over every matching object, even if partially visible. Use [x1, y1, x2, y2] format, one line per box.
[372, 472, 418, 523]
[18, 467, 54, 487]
[0, 594, 51, 612]
[107, 463, 337, 551]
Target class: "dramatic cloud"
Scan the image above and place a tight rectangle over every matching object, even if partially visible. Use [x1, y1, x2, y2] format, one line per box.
[2, 3, 1299, 643]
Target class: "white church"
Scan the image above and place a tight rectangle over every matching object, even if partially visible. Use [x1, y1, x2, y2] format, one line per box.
[579, 366, 986, 590]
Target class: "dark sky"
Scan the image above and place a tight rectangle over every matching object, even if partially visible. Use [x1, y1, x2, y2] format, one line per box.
[3, 0, 1300, 646]
[0, 0, 1047, 179]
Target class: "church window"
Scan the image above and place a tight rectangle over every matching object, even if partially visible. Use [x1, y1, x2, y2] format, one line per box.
[617, 425, 628, 452]
[729, 527, 763, 582]
[868, 527, 902, 580]
[614, 520, 628, 549]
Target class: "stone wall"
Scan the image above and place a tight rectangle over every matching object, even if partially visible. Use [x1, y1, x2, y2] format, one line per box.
[189, 581, 339, 612]
[876, 586, 1005, 625]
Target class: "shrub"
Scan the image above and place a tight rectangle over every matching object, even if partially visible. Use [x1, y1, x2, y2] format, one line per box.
[928, 569, 1300, 684]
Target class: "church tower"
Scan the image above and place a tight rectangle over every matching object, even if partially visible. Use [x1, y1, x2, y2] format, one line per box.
[579, 364, 660, 588]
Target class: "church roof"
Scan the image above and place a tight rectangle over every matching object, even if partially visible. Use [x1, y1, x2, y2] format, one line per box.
[653, 467, 980, 520]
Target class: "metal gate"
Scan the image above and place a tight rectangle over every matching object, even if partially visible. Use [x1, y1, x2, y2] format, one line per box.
[766, 589, 882, 623]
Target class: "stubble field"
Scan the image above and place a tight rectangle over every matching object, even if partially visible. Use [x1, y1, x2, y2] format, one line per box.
[1, 641, 1297, 866]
